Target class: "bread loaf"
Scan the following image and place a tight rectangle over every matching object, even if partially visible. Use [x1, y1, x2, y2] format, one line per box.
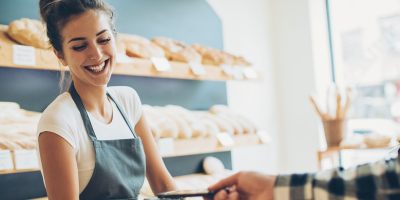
[0, 138, 23, 150]
[216, 113, 244, 135]
[237, 116, 257, 133]
[151, 37, 202, 62]
[192, 44, 220, 66]
[364, 134, 391, 148]
[170, 115, 192, 139]
[209, 104, 235, 115]
[116, 42, 126, 54]
[201, 118, 220, 137]
[190, 122, 207, 138]
[234, 116, 255, 134]
[142, 104, 164, 121]
[205, 114, 234, 135]
[155, 117, 179, 139]
[7, 18, 49, 49]
[12, 138, 36, 149]
[118, 33, 165, 59]
[234, 56, 252, 66]
[203, 156, 225, 175]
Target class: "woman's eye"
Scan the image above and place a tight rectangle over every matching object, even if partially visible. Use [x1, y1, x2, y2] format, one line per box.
[72, 45, 86, 51]
[100, 38, 111, 44]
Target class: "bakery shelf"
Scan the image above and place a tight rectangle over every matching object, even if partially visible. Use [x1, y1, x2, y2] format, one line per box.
[0, 25, 261, 82]
[0, 134, 264, 175]
[163, 134, 263, 158]
[0, 151, 40, 175]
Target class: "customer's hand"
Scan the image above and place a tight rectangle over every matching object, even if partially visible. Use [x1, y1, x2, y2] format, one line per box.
[207, 171, 277, 200]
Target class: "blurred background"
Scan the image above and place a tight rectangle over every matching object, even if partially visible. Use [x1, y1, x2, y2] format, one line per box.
[2, 0, 400, 199]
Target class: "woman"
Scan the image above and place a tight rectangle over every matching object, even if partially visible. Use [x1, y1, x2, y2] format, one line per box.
[36, 0, 177, 199]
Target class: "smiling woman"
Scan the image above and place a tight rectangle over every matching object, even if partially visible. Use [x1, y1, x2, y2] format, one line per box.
[36, 0, 178, 200]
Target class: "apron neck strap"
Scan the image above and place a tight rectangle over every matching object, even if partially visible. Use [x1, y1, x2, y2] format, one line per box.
[69, 82, 138, 140]
[69, 82, 98, 141]
[106, 92, 137, 138]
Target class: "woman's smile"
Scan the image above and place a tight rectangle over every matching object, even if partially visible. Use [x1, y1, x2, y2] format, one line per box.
[84, 59, 109, 74]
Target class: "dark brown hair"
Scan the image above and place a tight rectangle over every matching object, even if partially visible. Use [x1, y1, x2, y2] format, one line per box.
[39, 0, 117, 91]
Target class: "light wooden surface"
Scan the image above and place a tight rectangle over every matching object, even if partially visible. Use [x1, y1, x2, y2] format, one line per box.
[166, 134, 263, 157]
[0, 24, 261, 82]
[317, 143, 398, 170]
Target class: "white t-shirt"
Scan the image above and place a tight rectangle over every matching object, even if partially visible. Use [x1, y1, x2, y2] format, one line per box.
[36, 86, 142, 194]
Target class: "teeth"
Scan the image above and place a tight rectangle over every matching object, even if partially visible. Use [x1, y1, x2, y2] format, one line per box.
[87, 61, 106, 72]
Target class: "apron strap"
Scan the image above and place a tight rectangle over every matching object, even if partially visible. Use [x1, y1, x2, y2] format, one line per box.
[106, 92, 138, 138]
[69, 82, 138, 140]
[69, 82, 98, 141]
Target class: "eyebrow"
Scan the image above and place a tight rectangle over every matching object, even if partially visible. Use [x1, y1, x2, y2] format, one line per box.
[68, 29, 109, 43]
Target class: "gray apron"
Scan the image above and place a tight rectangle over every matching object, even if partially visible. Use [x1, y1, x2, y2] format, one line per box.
[69, 83, 146, 200]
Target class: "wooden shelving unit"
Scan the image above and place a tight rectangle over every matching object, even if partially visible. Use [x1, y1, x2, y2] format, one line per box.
[0, 25, 261, 82]
[166, 134, 263, 157]
[0, 134, 264, 174]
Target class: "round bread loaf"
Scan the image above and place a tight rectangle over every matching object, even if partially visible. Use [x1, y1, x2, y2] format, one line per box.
[155, 116, 179, 139]
[118, 33, 165, 58]
[7, 18, 49, 49]
[201, 118, 220, 137]
[205, 114, 234, 135]
[203, 156, 225, 175]
[152, 37, 202, 62]
[0, 138, 23, 150]
[217, 113, 244, 135]
[190, 122, 207, 138]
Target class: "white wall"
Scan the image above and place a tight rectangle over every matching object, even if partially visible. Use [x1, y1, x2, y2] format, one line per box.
[208, 0, 332, 173]
[271, 0, 321, 172]
[207, 0, 279, 174]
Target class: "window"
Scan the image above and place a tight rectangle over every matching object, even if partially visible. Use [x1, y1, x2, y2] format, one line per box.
[327, 0, 400, 167]
[328, 0, 400, 119]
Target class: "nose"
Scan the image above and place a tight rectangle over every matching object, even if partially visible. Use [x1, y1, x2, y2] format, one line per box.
[88, 44, 103, 61]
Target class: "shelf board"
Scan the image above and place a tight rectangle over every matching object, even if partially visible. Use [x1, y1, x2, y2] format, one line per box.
[0, 134, 264, 174]
[163, 134, 263, 158]
[0, 24, 261, 82]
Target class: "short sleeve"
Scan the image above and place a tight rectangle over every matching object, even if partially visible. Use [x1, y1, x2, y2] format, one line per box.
[132, 88, 142, 125]
[36, 94, 80, 151]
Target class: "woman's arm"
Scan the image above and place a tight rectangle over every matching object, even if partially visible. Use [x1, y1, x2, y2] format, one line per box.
[134, 112, 178, 194]
[38, 132, 79, 200]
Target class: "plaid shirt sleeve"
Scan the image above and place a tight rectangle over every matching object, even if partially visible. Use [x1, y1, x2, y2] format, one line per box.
[273, 152, 400, 200]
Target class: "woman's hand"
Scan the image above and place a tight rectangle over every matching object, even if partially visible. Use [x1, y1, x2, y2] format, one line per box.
[207, 171, 277, 200]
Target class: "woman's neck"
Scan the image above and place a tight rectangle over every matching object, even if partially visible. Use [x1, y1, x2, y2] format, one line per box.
[72, 79, 113, 124]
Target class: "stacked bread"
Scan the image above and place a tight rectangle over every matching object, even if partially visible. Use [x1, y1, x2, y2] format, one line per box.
[7, 18, 49, 49]
[151, 37, 202, 62]
[5, 19, 252, 67]
[143, 104, 257, 140]
[0, 102, 40, 150]
[117, 33, 165, 58]
[192, 44, 252, 67]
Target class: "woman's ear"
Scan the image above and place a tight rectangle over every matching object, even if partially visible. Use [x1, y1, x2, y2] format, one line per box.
[53, 49, 68, 66]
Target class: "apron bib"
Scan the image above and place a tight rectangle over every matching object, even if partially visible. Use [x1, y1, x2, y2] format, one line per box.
[69, 84, 146, 200]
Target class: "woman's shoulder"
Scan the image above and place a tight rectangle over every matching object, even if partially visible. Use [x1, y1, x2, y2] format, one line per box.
[107, 86, 140, 103]
[37, 92, 82, 149]
[39, 92, 81, 129]
[42, 92, 77, 117]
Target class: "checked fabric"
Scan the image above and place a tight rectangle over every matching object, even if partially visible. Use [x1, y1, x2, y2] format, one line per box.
[274, 148, 400, 200]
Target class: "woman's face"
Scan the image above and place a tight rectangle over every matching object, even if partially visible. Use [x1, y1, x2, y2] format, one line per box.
[57, 10, 117, 88]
